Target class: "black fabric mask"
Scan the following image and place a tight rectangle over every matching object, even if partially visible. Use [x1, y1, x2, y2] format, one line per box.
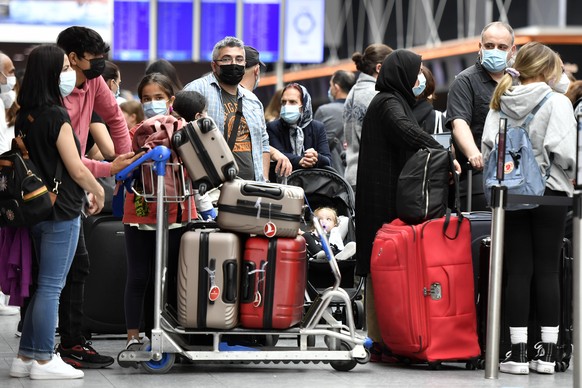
[82, 57, 106, 80]
[217, 64, 245, 85]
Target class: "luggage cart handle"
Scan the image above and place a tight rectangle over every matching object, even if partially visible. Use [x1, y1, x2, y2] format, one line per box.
[115, 145, 171, 181]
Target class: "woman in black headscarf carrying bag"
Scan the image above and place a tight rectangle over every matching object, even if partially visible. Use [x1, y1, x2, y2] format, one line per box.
[355, 49, 460, 361]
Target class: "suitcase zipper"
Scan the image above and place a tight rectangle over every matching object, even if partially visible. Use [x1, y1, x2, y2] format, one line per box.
[263, 239, 277, 328]
[197, 232, 210, 328]
[219, 204, 301, 222]
[422, 151, 431, 219]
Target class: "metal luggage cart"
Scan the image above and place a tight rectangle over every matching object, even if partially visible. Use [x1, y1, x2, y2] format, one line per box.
[115, 146, 371, 374]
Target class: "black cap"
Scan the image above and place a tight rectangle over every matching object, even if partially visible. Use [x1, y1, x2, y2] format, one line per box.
[244, 46, 266, 69]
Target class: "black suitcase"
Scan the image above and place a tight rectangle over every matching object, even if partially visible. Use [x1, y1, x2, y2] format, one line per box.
[82, 215, 128, 335]
[464, 211, 492, 303]
[478, 237, 573, 372]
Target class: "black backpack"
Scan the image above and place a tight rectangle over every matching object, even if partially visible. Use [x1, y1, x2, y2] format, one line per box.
[0, 137, 60, 227]
[396, 148, 459, 225]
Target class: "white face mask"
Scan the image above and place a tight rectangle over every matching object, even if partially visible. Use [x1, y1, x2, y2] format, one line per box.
[0, 74, 16, 94]
[0, 89, 16, 109]
[551, 72, 570, 94]
[59, 70, 77, 97]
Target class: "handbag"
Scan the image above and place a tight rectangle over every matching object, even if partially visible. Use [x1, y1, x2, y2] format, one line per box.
[0, 136, 62, 227]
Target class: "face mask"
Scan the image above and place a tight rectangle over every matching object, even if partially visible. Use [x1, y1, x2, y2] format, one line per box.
[412, 73, 427, 97]
[143, 100, 168, 118]
[253, 75, 260, 91]
[113, 80, 121, 98]
[481, 48, 508, 73]
[217, 64, 245, 85]
[59, 70, 77, 97]
[0, 89, 15, 108]
[550, 72, 570, 94]
[0, 74, 16, 94]
[280, 105, 301, 124]
[327, 88, 334, 102]
[82, 57, 106, 80]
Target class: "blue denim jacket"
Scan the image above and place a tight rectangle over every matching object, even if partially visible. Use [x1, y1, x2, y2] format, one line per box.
[184, 73, 270, 181]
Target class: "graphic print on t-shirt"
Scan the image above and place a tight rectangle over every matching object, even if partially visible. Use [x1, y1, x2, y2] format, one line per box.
[222, 90, 254, 179]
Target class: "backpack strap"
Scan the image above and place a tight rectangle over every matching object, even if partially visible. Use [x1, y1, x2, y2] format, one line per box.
[522, 92, 553, 128]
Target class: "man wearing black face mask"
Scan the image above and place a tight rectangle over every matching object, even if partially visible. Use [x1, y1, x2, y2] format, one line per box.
[28, 26, 140, 370]
[184, 36, 271, 182]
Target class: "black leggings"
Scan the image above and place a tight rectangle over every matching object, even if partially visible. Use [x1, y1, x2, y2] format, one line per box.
[124, 225, 184, 336]
[503, 190, 568, 328]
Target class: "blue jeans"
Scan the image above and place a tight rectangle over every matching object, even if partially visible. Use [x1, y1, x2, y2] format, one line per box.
[19, 217, 80, 361]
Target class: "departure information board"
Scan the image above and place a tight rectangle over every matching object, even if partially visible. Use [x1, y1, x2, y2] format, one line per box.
[157, 0, 194, 60]
[113, 0, 150, 61]
[242, 0, 280, 63]
[200, 0, 236, 61]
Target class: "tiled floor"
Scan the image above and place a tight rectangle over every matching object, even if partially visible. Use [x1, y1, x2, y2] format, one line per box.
[0, 313, 574, 387]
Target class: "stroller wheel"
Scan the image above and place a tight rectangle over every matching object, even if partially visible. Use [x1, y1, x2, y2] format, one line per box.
[353, 300, 365, 329]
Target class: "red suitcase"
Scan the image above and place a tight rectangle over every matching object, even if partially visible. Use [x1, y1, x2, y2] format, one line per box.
[240, 236, 307, 329]
[370, 215, 480, 364]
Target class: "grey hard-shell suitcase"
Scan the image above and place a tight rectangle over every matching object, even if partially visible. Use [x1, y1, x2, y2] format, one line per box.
[172, 117, 238, 194]
[216, 180, 304, 238]
[177, 227, 241, 329]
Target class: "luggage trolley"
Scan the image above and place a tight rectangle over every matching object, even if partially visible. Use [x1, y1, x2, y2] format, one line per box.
[115, 146, 371, 374]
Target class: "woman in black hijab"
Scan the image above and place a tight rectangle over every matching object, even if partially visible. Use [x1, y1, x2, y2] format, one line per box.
[355, 49, 459, 360]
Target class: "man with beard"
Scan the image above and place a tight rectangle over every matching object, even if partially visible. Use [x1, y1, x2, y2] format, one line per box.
[184, 36, 270, 182]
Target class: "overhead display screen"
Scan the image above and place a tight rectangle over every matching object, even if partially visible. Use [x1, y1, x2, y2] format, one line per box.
[200, 0, 236, 62]
[157, 0, 194, 61]
[242, 0, 280, 63]
[113, 0, 150, 61]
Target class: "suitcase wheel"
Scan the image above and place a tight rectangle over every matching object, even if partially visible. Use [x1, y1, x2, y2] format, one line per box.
[200, 118, 212, 133]
[428, 361, 443, 370]
[226, 166, 237, 181]
[141, 344, 176, 374]
[556, 359, 570, 372]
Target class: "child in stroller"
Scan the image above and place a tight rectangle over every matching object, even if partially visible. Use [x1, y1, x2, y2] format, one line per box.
[287, 168, 364, 329]
[300, 206, 355, 261]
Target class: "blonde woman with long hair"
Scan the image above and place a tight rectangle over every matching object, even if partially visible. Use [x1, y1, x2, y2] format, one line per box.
[482, 41, 575, 375]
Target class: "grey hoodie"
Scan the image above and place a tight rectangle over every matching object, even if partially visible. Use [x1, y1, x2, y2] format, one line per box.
[482, 82, 576, 196]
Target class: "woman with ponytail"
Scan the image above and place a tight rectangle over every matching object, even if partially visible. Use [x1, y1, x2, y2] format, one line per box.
[482, 42, 575, 375]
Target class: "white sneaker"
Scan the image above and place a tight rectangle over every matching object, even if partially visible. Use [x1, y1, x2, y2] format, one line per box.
[9, 357, 33, 378]
[0, 301, 19, 316]
[29, 354, 84, 380]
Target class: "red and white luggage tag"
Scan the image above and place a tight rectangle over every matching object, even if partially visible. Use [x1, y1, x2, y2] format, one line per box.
[204, 266, 220, 303]
[255, 197, 277, 238]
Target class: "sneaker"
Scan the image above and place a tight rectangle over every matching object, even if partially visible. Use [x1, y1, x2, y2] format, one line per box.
[29, 354, 84, 380]
[9, 357, 33, 378]
[500, 343, 529, 375]
[126, 337, 142, 350]
[56, 340, 114, 369]
[0, 302, 19, 316]
[529, 342, 556, 374]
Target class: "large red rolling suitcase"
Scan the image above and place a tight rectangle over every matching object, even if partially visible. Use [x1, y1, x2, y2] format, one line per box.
[240, 236, 307, 329]
[177, 227, 241, 329]
[172, 117, 238, 194]
[371, 215, 480, 364]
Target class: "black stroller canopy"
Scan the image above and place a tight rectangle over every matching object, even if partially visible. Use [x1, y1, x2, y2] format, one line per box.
[287, 167, 355, 219]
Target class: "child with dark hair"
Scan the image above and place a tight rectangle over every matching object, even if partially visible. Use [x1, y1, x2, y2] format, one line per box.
[172, 90, 207, 122]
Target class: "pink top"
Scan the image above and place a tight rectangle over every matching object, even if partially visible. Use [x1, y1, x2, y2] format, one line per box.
[63, 77, 131, 178]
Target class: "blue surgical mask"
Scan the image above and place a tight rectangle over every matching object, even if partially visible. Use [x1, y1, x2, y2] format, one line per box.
[143, 100, 168, 118]
[59, 70, 76, 97]
[327, 88, 334, 102]
[481, 48, 508, 73]
[412, 73, 427, 97]
[280, 105, 301, 124]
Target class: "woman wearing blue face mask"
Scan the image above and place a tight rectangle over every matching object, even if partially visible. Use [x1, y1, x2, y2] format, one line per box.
[138, 72, 175, 119]
[266, 83, 332, 172]
[412, 65, 446, 135]
[10, 44, 105, 380]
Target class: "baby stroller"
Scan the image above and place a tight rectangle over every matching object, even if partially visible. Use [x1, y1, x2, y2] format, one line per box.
[286, 167, 365, 329]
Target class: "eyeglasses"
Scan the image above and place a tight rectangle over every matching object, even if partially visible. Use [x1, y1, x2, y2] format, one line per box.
[215, 56, 246, 66]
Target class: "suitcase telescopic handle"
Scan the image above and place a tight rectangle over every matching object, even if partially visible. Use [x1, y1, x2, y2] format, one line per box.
[241, 183, 283, 199]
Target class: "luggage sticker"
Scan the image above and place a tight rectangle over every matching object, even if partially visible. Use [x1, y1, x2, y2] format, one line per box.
[204, 267, 220, 302]
[255, 197, 277, 238]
